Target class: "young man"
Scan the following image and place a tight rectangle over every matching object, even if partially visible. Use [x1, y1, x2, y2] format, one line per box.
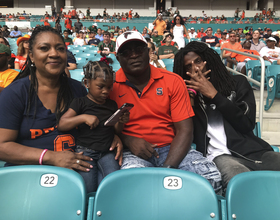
[98, 31, 116, 55]
[110, 31, 222, 193]
[63, 30, 73, 46]
[74, 18, 83, 32]
[0, 44, 19, 93]
[173, 41, 280, 193]
[201, 27, 219, 47]
[95, 28, 104, 41]
[250, 30, 266, 52]
[87, 32, 100, 46]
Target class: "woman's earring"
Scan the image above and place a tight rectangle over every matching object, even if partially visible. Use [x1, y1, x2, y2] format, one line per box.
[31, 62, 35, 67]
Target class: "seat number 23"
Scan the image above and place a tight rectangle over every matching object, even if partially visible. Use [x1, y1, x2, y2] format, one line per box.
[163, 176, 182, 190]
[40, 174, 58, 187]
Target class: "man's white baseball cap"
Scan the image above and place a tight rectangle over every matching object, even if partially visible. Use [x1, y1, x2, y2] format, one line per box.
[115, 31, 147, 54]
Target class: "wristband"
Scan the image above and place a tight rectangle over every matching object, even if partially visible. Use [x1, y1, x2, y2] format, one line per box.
[39, 149, 48, 165]
[187, 88, 197, 95]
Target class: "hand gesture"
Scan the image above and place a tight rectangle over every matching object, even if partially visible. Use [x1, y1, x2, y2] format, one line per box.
[119, 111, 130, 124]
[184, 61, 218, 99]
[84, 115, 99, 129]
[126, 136, 159, 160]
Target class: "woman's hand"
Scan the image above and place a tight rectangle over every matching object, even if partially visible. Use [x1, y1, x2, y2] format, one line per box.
[184, 61, 218, 99]
[149, 53, 158, 62]
[47, 150, 93, 172]
[110, 135, 123, 166]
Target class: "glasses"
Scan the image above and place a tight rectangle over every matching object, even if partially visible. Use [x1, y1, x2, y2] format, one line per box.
[118, 46, 147, 58]
[229, 35, 236, 38]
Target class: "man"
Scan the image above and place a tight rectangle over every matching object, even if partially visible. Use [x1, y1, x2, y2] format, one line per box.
[263, 28, 272, 40]
[9, 26, 22, 38]
[95, 28, 104, 41]
[98, 31, 116, 55]
[86, 7, 91, 19]
[197, 27, 206, 38]
[237, 28, 245, 39]
[74, 18, 83, 32]
[96, 13, 102, 20]
[151, 30, 162, 47]
[227, 39, 259, 74]
[152, 14, 166, 36]
[173, 41, 280, 193]
[63, 30, 73, 46]
[259, 37, 280, 63]
[64, 17, 72, 34]
[0, 44, 19, 93]
[201, 27, 219, 47]
[188, 27, 197, 39]
[87, 32, 100, 46]
[110, 31, 222, 192]
[221, 32, 242, 67]
[88, 23, 98, 33]
[1, 25, 10, 38]
[250, 30, 266, 52]
[158, 33, 178, 59]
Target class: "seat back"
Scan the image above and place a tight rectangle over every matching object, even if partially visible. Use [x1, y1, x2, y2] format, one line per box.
[265, 65, 280, 110]
[0, 165, 87, 220]
[226, 171, 280, 220]
[70, 69, 85, 82]
[88, 168, 220, 220]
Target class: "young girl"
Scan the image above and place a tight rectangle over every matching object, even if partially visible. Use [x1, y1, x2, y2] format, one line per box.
[58, 60, 129, 193]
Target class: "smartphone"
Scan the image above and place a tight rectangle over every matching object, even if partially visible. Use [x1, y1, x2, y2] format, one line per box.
[104, 103, 134, 126]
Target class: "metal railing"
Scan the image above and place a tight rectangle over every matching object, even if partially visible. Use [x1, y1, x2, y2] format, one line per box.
[220, 48, 266, 135]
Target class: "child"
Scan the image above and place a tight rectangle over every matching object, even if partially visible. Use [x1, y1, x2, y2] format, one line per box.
[58, 59, 129, 193]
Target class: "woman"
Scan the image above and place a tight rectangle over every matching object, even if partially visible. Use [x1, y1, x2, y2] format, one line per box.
[142, 27, 151, 39]
[110, 32, 116, 41]
[214, 29, 222, 38]
[235, 34, 241, 43]
[0, 26, 121, 170]
[171, 15, 187, 49]
[14, 34, 30, 70]
[147, 42, 166, 70]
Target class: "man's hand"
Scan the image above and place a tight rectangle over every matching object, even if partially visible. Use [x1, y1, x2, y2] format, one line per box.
[123, 135, 159, 160]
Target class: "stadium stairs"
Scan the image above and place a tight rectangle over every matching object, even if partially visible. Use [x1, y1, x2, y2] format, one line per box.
[254, 90, 280, 147]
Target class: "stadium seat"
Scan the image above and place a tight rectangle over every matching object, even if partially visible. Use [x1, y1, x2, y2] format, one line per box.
[76, 57, 88, 69]
[161, 59, 174, 66]
[253, 122, 279, 152]
[111, 63, 121, 72]
[225, 171, 280, 220]
[75, 53, 94, 60]
[0, 160, 5, 168]
[87, 168, 221, 220]
[265, 65, 280, 111]
[211, 47, 221, 55]
[165, 63, 174, 72]
[71, 49, 83, 55]
[0, 165, 87, 220]
[70, 69, 84, 82]
[272, 60, 278, 65]
[245, 60, 271, 86]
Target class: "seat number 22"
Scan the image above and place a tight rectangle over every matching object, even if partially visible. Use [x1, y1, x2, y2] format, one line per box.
[40, 174, 58, 187]
[163, 176, 182, 190]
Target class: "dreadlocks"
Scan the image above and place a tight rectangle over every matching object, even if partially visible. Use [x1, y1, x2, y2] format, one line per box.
[173, 41, 235, 97]
[13, 26, 72, 122]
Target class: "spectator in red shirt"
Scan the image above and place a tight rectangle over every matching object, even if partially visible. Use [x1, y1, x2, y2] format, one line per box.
[64, 17, 72, 33]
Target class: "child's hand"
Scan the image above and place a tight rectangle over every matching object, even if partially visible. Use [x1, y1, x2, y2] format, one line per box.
[84, 115, 99, 129]
[119, 112, 130, 124]
[110, 135, 123, 166]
